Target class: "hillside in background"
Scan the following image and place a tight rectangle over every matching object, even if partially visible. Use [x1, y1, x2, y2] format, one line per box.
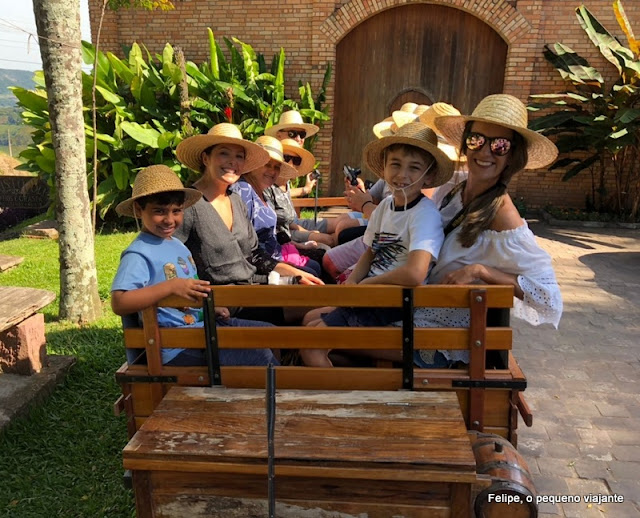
[0, 69, 36, 107]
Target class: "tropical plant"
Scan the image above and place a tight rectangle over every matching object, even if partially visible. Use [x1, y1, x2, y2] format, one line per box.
[12, 33, 330, 221]
[528, 0, 640, 221]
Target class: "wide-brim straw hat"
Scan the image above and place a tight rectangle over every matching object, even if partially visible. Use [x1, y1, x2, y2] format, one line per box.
[116, 165, 202, 217]
[252, 135, 298, 179]
[372, 116, 395, 138]
[392, 104, 429, 128]
[434, 94, 558, 170]
[176, 123, 270, 174]
[419, 102, 461, 132]
[363, 121, 454, 189]
[279, 138, 316, 179]
[264, 110, 319, 138]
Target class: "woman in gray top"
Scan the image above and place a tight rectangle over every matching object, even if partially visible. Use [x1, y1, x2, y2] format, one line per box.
[174, 123, 323, 323]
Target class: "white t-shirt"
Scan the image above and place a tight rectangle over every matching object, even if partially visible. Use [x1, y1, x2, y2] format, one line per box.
[363, 195, 443, 280]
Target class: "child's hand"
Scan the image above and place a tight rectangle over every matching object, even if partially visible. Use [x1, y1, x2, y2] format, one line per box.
[215, 306, 230, 320]
[170, 278, 211, 301]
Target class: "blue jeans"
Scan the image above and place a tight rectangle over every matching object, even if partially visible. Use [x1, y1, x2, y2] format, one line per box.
[413, 350, 457, 368]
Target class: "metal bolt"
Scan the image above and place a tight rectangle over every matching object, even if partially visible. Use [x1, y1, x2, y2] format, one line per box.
[475, 340, 482, 347]
[473, 420, 480, 427]
[404, 297, 409, 302]
[148, 338, 154, 345]
[198, 376, 204, 382]
[404, 337, 409, 343]
[422, 379, 429, 385]
[404, 378, 410, 384]
[475, 296, 483, 302]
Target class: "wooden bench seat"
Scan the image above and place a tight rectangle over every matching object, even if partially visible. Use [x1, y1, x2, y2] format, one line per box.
[0, 286, 55, 374]
[291, 196, 347, 217]
[115, 284, 532, 446]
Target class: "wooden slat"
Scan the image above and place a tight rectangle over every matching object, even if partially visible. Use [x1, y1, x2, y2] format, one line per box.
[413, 285, 513, 308]
[123, 326, 512, 351]
[0, 286, 55, 333]
[211, 285, 405, 308]
[291, 196, 347, 208]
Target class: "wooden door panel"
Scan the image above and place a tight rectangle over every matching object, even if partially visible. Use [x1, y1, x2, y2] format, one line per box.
[331, 5, 507, 193]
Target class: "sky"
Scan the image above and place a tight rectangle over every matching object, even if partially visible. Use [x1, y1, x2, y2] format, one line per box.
[0, 0, 91, 71]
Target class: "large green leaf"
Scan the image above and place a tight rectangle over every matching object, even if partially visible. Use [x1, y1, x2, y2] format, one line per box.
[576, 5, 635, 76]
[543, 43, 604, 87]
[207, 28, 220, 80]
[528, 110, 578, 131]
[562, 154, 599, 181]
[121, 122, 160, 148]
[111, 162, 130, 190]
[107, 52, 135, 84]
[10, 87, 49, 114]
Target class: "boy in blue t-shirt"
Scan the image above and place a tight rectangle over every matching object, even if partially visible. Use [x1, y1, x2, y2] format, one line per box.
[111, 165, 278, 367]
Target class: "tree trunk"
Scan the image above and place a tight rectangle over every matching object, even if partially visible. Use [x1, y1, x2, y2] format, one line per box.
[33, 0, 102, 323]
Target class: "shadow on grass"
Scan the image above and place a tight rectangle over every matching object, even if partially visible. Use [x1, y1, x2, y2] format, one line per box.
[0, 324, 135, 518]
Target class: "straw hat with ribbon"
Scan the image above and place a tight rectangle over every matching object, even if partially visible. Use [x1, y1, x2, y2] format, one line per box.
[363, 121, 454, 189]
[279, 138, 316, 179]
[116, 165, 202, 217]
[434, 94, 558, 170]
[264, 110, 319, 138]
[176, 123, 270, 174]
[252, 135, 298, 179]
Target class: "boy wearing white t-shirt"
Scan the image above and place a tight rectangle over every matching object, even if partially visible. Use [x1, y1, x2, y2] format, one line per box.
[301, 122, 454, 366]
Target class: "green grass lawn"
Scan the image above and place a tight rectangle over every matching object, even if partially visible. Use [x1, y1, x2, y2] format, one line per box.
[0, 231, 138, 518]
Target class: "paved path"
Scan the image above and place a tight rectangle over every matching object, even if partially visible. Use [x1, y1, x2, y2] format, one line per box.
[515, 223, 640, 517]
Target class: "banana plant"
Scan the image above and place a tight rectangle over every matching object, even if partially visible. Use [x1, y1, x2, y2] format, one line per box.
[14, 33, 332, 222]
[529, 1, 640, 220]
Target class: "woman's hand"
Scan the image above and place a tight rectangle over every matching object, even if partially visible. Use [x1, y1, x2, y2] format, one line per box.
[441, 264, 483, 285]
[170, 278, 211, 301]
[303, 172, 317, 193]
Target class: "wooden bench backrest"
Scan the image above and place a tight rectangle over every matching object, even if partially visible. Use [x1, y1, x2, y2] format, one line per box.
[123, 284, 513, 385]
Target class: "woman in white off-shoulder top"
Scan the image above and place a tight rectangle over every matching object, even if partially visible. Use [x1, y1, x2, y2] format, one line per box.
[414, 94, 563, 367]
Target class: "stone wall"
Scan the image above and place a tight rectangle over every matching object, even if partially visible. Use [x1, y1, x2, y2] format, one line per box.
[88, 0, 640, 210]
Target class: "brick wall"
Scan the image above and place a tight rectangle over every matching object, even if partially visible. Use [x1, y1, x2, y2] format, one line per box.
[89, 0, 640, 210]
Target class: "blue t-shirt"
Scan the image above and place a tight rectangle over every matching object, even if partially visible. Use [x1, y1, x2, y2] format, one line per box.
[111, 232, 202, 364]
[231, 179, 282, 260]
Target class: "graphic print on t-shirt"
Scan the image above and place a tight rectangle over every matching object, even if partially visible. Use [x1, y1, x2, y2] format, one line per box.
[164, 263, 178, 279]
[371, 231, 405, 272]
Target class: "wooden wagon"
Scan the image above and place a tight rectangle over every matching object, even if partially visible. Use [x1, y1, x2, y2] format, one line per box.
[116, 284, 537, 517]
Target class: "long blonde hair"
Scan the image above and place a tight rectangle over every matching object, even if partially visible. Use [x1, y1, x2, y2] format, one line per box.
[457, 122, 527, 247]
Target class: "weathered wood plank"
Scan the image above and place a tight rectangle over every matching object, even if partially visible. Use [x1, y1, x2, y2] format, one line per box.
[0, 286, 56, 333]
[0, 255, 24, 272]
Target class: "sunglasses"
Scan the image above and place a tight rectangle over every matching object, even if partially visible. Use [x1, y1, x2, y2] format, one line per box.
[283, 154, 302, 166]
[285, 129, 307, 140]
[465, 132, 512, 156]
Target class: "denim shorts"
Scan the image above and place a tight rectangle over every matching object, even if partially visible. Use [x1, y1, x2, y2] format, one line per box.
[413, 350, 459, 369]
[321, 306, 404, 327]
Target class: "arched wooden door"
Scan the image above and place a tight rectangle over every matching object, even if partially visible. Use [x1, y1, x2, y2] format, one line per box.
[330, 4, 508, 193]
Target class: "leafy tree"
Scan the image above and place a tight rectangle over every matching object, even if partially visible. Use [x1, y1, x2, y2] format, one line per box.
[529, 0, 640, 220]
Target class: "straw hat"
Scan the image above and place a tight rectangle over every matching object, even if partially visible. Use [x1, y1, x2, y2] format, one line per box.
[372, 116, 395, 138]
[264, 110, 319, 138]
[363, 122, 454, 188]
[252, 135, 298, 179]
[116, 165, 202, 217]
[176, 123, 270, 174]
[434, 94, 558, 170]
[279, 138, 316, 179]
[419, 103, 461, 132]
[392, 103, 430, 128]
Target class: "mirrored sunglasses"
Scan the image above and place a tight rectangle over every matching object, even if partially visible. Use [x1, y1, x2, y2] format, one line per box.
[287, 129, 307, 140]
[283, 154, 302, 166]
[465, 132, 512, 156]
